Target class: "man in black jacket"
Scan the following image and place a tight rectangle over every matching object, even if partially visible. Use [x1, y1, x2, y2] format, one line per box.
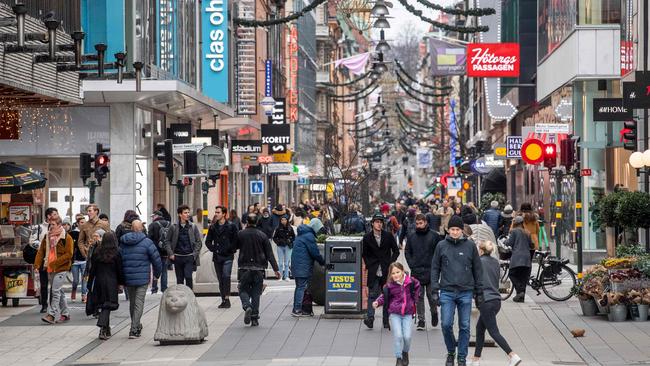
[205, 206, 239, 308]
[362, 214, 400, 329]
[405, 213, 442, 330]
[430, 216, 484, 366]
[147, 210, 170, 294]
[236, 214, 280, 327]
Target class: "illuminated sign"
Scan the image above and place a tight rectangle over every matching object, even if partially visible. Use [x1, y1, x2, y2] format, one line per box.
[287, 26, 298, 122]
[201, 0, 229, 103]
[467, 43, 520, 78]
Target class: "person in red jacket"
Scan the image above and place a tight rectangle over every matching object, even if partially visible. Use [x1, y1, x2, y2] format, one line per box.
[374, 262, 420, 366]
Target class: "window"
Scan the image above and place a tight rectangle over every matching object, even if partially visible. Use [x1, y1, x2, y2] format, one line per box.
[538, 0, 577, 61]
[578, 0, 620, 25]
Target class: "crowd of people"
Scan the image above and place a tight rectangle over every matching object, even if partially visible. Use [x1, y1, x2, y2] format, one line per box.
[28, 195, 539, 366]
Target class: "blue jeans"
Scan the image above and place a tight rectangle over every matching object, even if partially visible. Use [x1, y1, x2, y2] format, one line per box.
[440, 290, 473, 361]
[389, 313, 413, 358]
[151, 257, 168, 293]
[293, 276, 311, 312]
[214, 257, 233, 300]
[71, 262, 87, 296]
[277, 245, 291, 280]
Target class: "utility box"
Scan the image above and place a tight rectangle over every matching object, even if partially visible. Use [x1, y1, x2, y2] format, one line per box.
[324, 236, 363, 314]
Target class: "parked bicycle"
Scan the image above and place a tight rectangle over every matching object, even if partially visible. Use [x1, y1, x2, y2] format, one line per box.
[499, 250, 577, 301]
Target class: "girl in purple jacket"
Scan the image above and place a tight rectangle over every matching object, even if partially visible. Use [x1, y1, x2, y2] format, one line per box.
[373, 262, 421, 366]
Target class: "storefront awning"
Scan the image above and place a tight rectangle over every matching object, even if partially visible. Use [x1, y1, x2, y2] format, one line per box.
[81, 79, 234, 122]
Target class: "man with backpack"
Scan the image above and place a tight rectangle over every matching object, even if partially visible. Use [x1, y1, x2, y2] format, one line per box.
[398, 208, 417, 248]
[405, 213, 442, 330]
[164, 205, 203, 290]
[381, 204, 400, 238]
[344, 204, 366, 234]
[205, 206, 239, 308]
[148, 210, 170, 294]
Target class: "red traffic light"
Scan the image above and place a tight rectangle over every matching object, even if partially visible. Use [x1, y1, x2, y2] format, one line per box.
[97, 155, 108, 166]
[544, 143, 556, 158]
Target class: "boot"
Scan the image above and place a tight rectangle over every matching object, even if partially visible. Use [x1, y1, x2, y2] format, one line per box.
[512, 293, 525, 303]
[99, 327, 108, 340]
[106, 326, 112, 338]
[218, 299, 231, 308]
[431, 311, 439, 327]
[71, 289, 76, 302]
[363, 316, 374, 329]
[402, 351, 409, 366]
[395, 358, 404, 366]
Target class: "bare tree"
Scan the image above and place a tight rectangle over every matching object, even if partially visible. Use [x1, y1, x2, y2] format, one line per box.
[388, 22, 421, 76]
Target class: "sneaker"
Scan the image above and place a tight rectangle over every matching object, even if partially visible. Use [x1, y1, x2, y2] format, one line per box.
[71, 289, 76, 302]
[469, 359, 480, 366]
[41, 314, 55, 324]
[402, 351, 409, 366]
[151, 288, 158, 295]
[81, 294, 87, 303]
[244, 307, 253, 325]
[458, 360, 466, 366]
[417, 319, 426, 331]
[363, 316, 374, 329]
[218, 299, 231, 309]
[512, 294, 525, 303]
[508, 354, 522, 366]
[251, 319, 259, 327]
[128, 329, 141, 339]
[446, 353, 455, 366]
[431, 312, 439, 327]
[291, 310, 302, 317]
[58, 315, 70, 323]
[39, 306, 47, 314]
[128, 331, 136, 339]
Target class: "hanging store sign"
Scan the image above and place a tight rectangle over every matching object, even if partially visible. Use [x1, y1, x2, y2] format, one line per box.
[268, 98, 286, 124]
[592, 98, 632, 121]
[8, 204, 31, 224]
[169, 124, 192, 144]
[506, 136, 522, 158]
[534, 123, 570, 134]
[265, 59, 272, 97]
[521, 138, 545, 165]
[429, 38, 466, 76]
[623, 73, 650, 109]
[493, 143, 507, 159]
[267, 163, 294, 174]
[231, 140, 262, 154]
[416, 148, 433, 169]
[261, 124, 291, 152]
[135, 159, 150, 220]
[466, 43, 520, 78]
[201, 0, 229, 103]
[235, 0, 256, 115]
[287, 26, 299, 122]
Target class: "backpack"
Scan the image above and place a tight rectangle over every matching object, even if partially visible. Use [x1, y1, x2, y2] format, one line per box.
[156, 221, 171, 249]
[382, 280, 417, 317]
[403, 218, 416, 237]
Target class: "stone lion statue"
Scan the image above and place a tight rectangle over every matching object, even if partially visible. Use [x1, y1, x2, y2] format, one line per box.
[154, 284, 208, 344]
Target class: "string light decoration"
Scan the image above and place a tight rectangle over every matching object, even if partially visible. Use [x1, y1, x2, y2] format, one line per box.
[328, 79, 378, 98]
[0, 98, 73, 147]
[395, 61, 452, 89]
[234, 0, 329, 26]
[399, 138, 417, 154]
[394, 0, 489, 32]
[341, 110, 379, 125]
[398, 83, 446, 106]
[398, 116, 433, 134]
[320, 70, 372, 87]
[396, 103, 440, 129]
[412, 0, 495, 16]
[396, 72, 451, 97]
[355, 124, 387, 138]
[331, 83, 380, 102]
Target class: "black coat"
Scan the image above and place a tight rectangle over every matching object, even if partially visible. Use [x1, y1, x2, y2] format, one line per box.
[405, 227, 442, 284]
[148, 218, 170, 258]
[87, 253, 125, 315]
[257, 216, 274, 238]
[205, 221, 239, 261]
[362, 230, 400, 286]
[236, 227, 279, 271]
[273, 224, 295, 247]
[506, 228, 532, 269]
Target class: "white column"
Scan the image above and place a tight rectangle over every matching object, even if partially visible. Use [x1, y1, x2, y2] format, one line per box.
[109, 103, 136, 229]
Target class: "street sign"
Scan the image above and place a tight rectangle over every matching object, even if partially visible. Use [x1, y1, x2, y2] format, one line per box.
[506, 136, 522, 158]
[297, 176, 308, 185]
[173, 143, 206, 154]
[534, 123, 570, 134]
[580, 168, 592, 177]
[521, 138, 545, 164]
[197, 145, 226, 176]
[250, 180, 264, 195]
[267, 163, 294, 174]
[273, 151, 292, 163]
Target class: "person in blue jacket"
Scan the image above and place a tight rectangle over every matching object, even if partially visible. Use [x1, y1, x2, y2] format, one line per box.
[119, 220, 162, 339]
[290, 218, 325, 317]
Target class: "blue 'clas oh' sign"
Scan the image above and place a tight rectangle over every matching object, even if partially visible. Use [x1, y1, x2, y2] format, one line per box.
[202, 0, 228, 103]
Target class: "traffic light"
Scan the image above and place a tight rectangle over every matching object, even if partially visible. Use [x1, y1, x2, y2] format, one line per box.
[183, 150, 198, 175]
[155, 139, 174, 182]
[623, 121, 637, 151]
[543, 143, 557, 170]
[560, 138, 575, 171]
[94, 143, 110, 185]
[79, 152, 92, 184]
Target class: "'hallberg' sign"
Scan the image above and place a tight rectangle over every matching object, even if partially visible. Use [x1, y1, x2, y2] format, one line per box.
[592, 98, 632, 121]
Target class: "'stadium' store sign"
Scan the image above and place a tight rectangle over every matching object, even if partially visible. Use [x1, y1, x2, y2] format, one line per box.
[202, 0, 228, 103]
[592, 98, 632, 121]
[231, 140, 262, 154]
[467, 43, 520, 78]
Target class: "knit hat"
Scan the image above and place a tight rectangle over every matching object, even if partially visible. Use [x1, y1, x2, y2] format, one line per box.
[448, 215, 464, 230]
[462, 213, 477, 225]
[513, 216, 524, 225]
[380, 203, 390, 213]
[308, 218, 324, 234]
[407, 208, 416, 217]
[94, 228, 106, 238]
[503, 205, 513, 214]
[491, 200, 499, 209]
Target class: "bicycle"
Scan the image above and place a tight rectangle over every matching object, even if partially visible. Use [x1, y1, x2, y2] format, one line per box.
[499, 250, 577, 301]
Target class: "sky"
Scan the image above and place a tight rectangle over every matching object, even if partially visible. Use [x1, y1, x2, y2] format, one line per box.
[380, 0, 456, 41]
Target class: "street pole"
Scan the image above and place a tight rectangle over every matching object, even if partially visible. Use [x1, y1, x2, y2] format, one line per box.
[202, 179, 211, 233]
[575, 144, 583, 277]
[87, 180, 97, 204]
[644, 0, 649, 252]
[175, 180, 185, 206]
[555, 171, 562, 257]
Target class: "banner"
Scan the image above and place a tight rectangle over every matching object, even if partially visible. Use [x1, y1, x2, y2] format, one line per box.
[467, 43, 520, 78]
[201, 0, 229, 103]
[429, 38, 466, 76]
[416, 148, 433, 169]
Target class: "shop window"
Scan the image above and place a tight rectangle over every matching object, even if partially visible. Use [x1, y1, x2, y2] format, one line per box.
[538, 0, 577, 61]
[578, 0, 620, 25]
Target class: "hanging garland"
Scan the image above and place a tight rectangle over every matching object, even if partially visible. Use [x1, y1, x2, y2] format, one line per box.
[395, 0, 489, 33]
[354, 120, 385, 132]
[320, 70, 372, 87]
[395, 62, 453, 89]
[399, 116, 433, 134]
[356, 124, 387, 139]
[341, 111, 379, 126]
[396, 103, 440, 130]
[399, 117, 433, 136]
[361, 146, 391, 159]
[234, 0, 328, 27]
[399, 138, 417, 155]
[396, 73, 451, 97]
[328, 79, 377, 99]
[398, 83, 446, 107]
[331, 84, 380, 102]
[413, 0, 495, 16]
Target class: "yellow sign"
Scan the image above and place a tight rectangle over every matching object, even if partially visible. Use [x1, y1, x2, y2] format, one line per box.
[555, 213, 562, 219]
[495, 147, 507, 157]
[576, 221, 583, 228]
[326, 183, 334, 193]
[575, 202, 582, 209]
[4, 272, 28, 297]
[555, 201, 562, 207]
[273, 151, 292, 163]
[457, 191, 464, 197]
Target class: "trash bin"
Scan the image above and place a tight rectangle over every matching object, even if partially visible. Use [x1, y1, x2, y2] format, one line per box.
[325, 236, 363, 314]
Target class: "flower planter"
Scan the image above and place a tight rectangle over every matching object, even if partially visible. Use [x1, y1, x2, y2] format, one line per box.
[579, 298, 599, 316]
[596, 299, 609, 315]
[609, 304, 628, 322]
[630, 304, 649, 322]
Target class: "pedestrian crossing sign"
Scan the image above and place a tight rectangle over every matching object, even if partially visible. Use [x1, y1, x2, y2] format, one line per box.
[250, 180, 264, 195]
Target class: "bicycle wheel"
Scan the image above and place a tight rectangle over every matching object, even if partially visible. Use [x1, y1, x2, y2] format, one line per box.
[499, 262, 514, 301]
[541, 264, 577, 301]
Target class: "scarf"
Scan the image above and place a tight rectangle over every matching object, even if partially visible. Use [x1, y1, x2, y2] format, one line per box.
[45, 226, 64, 272]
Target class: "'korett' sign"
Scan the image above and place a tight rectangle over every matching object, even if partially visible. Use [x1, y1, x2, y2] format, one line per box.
[467, 43, 520, 78]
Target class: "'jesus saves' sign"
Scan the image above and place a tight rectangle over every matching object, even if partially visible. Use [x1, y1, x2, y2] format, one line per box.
[327, 272, 357, 293]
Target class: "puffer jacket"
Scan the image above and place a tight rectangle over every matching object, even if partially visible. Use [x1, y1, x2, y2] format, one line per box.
[482, 208, 501, 237]
[375, 274, 420, 316]
[119, 232, 162, 286]
[405, 226, 442, 283]
[290, 225, 325, 278]
[430, 235, 483, 295]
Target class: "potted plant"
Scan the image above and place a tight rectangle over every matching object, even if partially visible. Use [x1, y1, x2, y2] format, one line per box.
[602, 292, 628, 322]
[627, 289, 650, 321]
[579, 265, 607, 316]
[614, 191, 650, 246]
